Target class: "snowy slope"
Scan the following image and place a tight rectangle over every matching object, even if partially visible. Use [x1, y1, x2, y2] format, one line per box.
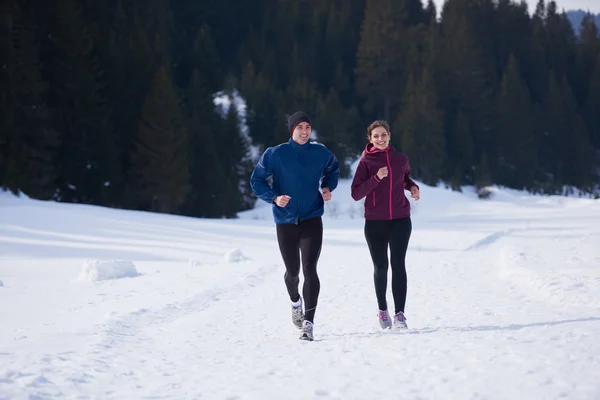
[1, 180, 599, 400]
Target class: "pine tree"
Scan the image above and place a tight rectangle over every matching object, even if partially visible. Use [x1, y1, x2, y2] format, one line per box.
[322, 58, 366, 154]
[178, 21, 227, 216]
[447, 110, 474, 189]
[584, 55, 600, 150]
[338, 0, 368, 91]
[3, 1, 59, 199]
[537, 72, 578, 191]
[573, 15, 600, 106]
[494, 0, 532, 78]
[316, 2, 339, 92]
[0, 1, 11, 189]
[355, 0, 412, 121]
[564, 115, 593, 190]
[495, 54, 536, 189]
[48, 0, 120, 205]
[425, 0, 436, 23]
[181, 68, 226, 217]
[129, 65, 189, 214]
[215, 98, 252, 216]
[503, 1, 540, 104]
[104, 1, 146, 205]
[544, 2, 577, 84]
[134, 0, 173, 68]
[395, 68, 445, 186]
[314, 88, 359, 178]
[239, 60, 283, 148]
[332, 62, 352, 108]
[191, 22, 221, 93]
[438, 0, 497, 163]
[130, 11, 154, 84]
[528, 0, 550, 102]
[195, 0, 253, 71]
[404, 24, 429, 84]
[283, 76, 319, 123]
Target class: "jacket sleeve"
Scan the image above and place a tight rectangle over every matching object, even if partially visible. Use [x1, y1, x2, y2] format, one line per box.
[351, 159, 380, 201]
[404, 164, 419, 191]
[321, 150, 340, 191]
[250, 148, 278, 204]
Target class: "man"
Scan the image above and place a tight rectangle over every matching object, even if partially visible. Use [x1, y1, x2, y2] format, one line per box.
[250, 111, 340, 341]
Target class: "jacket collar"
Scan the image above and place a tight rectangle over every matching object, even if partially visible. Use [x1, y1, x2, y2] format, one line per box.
[364, 142, 393, 155]
[289, 137, 310, 150]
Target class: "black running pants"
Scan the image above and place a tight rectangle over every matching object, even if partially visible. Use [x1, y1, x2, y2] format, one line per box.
[276, 216, 323, 323]
[364, 217, 412, 314]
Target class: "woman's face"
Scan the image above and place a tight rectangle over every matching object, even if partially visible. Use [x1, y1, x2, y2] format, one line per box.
[370, 126, 390, 150]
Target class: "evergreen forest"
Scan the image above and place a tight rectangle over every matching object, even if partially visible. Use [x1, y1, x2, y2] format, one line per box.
[2, 0, 599, 218]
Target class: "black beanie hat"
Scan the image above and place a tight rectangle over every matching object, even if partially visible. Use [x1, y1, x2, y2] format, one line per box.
[287, 111, 311, 135]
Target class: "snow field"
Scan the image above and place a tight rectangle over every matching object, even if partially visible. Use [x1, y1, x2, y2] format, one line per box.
[1, 181, 599, 399]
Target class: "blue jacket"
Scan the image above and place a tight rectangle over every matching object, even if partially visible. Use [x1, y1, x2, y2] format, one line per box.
[250, 138, 340, 224]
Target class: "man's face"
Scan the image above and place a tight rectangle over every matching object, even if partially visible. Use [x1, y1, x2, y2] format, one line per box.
[292, 122, 312, 145]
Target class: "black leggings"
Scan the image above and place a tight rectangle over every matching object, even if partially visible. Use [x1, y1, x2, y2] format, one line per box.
[276, 217, 323, 323]
[364, 217, 412, 314]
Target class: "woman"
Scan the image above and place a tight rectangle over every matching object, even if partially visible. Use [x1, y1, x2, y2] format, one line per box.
[350, 120, 420, 330]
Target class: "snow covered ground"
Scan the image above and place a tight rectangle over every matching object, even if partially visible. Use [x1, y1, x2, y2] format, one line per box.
[1, 178, 599, 400]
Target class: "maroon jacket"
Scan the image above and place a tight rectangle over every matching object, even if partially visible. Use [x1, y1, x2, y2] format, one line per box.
[351, 143, 418, 220]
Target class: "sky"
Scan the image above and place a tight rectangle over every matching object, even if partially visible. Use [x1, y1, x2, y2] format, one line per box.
[432, 0, 600, 14]
[529, 0, 599, 12]
[1, 171, 599, 399]
[540, 0, 600, 12]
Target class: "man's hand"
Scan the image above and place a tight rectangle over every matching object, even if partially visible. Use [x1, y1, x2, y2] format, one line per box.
[274, 195, 291, 207]
[410, 186, 420, 200]
[321, 187, 332, 202]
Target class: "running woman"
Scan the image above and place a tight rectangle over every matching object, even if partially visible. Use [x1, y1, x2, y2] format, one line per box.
[350, 120, 420, 330]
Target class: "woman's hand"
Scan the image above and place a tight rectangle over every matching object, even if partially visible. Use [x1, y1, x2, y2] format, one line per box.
[410, 186, 420, 200]
[376, 167, 388, 180]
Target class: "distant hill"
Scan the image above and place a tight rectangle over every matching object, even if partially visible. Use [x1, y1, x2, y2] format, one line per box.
[566, 9, 600, 35]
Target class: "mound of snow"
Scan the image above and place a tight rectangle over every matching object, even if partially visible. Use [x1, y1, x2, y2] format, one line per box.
[78, 259, 140, 282]
[225, 249, 248, 263]
[189, 259, 203, 267]
[0, 280, 4, 287]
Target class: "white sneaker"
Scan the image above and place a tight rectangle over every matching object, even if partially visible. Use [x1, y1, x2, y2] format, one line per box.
[392, 311, 408, 329]
[291, 298, 304, 329]
[299, 320, 313, 341]
[377, 310, 392, 329]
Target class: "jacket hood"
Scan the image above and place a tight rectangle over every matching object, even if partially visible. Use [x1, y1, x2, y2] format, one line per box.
[363, 142, 393, 156]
